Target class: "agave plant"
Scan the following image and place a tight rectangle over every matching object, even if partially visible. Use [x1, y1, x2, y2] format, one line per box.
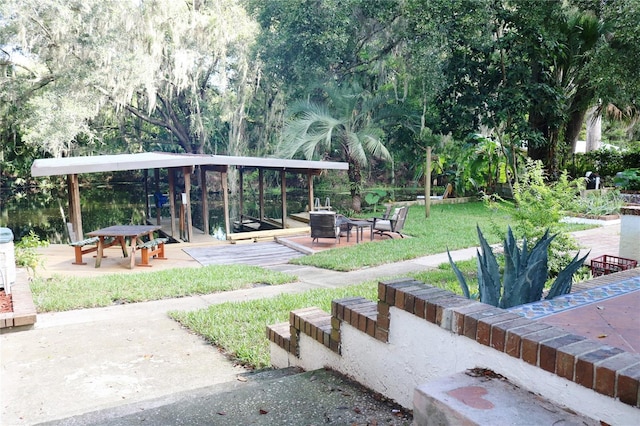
[448, 226, 589, 309]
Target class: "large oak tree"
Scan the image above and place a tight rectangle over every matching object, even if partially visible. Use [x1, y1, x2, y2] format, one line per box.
[1, 0, 257, 156]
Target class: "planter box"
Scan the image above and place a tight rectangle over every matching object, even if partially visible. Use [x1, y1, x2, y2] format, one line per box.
[590, 255, 638, 277]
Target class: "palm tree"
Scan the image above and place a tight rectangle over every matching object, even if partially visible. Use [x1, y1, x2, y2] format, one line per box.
[277, 84, 391, 212]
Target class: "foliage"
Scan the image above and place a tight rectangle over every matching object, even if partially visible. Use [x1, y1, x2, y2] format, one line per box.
[449, 134, 522, 196]
[277, 83, 392, 212]
[568, 190, 625, 216]
[1, 0, 258, 156]
[170, 281, 378, 369]
[568, 147, 640, 181]
[364, 189, 388, 213]
[14, 231, 49, 274]
[487, 159, 582, 275]
[2, 0, 639, 200]
[30, 265, 295, 312]
[614, 169, 640, 191]
[584, 0, 640, 115]
[448, 226, 588, 309]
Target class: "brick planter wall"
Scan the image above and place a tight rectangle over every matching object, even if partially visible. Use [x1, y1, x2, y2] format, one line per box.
[268, 277, 640, 425]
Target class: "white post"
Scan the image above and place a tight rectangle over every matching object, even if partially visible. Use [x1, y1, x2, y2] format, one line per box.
[619, 206, 640, 262]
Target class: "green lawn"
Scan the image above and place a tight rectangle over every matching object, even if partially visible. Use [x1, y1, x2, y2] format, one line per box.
[31, 264, 296, 312]
[32, 200, 592, 369]
[169, 258, 480, 369]
[170, 282, 379, 369]
[291, 201, 512, 270]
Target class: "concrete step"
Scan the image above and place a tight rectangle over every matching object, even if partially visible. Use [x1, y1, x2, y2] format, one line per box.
[413, 369, 600, 426]
[40, 368, 412, 425]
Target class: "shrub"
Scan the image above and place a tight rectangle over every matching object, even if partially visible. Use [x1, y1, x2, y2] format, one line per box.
[614, 168, 640, 191]
[486, 159, 581, 276]
[568, 189, 624, 216]
[15, 231, 49, 274]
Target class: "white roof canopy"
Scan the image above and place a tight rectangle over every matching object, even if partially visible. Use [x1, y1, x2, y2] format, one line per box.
[31, 152, 348, 177]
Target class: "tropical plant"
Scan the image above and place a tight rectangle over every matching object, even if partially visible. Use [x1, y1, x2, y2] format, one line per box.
[277, 83, 392, 212]
[487, 159, 582, 276]
[364, 189, 388, 213]
[14, 231, 49, 275]
[448, 226, 589, 309]
[568, 190, 625, 216]
[614, 168, 640, 191]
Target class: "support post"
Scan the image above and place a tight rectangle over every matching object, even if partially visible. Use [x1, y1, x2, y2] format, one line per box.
[259, 169, 265, 221]
[183, 166, 193, 242]
[239, 167, 244, 224]
[144, 169, 150, 219]
[154, 168, 161, 225]
[68, 174, 83, 240]
[169, 168, 177, 238]
[281, 169, 287, 229]
[307, 171, 314, 212]
[425, 146, 432, 218]
[221, 169, 230, 238]
[201, 167, 209, 236]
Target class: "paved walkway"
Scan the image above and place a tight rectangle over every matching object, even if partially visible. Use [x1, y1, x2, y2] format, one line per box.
[0, 221, 626, 425]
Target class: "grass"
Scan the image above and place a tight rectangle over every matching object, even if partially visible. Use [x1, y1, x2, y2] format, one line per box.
[291, 201, 594, 271]
[32, 200, 597, 369]
[168, 259, 480, 369]
[290, 202, 512, 270]
[409, 258, 479, 296]
[170, 281, 379, 369]
[30, 265, 296, 312]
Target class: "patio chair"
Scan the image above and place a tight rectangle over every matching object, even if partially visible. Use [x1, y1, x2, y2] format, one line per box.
[372, 206, 408, 238]
[310, 211, 340, 246]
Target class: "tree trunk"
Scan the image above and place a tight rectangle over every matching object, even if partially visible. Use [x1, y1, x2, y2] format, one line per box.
[347, 160, 363, 213]
[528, 111, 559, 179]
[586, 107, 602, 152]
[565, 108, 587, 154]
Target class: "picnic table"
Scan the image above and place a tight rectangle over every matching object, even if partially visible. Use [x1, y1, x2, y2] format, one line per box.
[87, 225, 161, 269]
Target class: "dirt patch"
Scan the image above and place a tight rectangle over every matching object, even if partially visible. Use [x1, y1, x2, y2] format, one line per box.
[0, 289, 12, 313]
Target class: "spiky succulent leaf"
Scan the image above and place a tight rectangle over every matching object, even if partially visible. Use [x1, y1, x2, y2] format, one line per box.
[448, 248, 471, 299]
[546, 251, 590, 300]
[519, 257, 550, 306]
[476, 226, 501, 305]
[476, 258, 501, 307]
[501, 228, 518, 308]
[524, 231, 555, 302]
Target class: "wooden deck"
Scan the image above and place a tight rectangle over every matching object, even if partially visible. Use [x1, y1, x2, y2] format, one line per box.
[183, 241, 305, 267]
[147, 216, 219, 244]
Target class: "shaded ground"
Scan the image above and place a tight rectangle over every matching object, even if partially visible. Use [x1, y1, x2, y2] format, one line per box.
[41, 368, 413, 426]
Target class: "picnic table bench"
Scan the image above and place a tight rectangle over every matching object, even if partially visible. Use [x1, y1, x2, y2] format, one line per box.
[136, 237, 168, 267]
[70, 236, 121, 265]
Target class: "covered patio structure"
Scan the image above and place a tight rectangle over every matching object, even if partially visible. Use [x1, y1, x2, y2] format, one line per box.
[30, 152, 348, 243]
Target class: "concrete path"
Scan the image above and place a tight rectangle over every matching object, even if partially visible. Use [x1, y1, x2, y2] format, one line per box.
[0, 222, 622, 425]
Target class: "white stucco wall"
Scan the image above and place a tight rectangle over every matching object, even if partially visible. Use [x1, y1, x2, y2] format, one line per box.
[271, 306, 639, 425]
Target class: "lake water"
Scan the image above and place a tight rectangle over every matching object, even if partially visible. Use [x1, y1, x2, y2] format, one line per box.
[0, 181, 353, 243]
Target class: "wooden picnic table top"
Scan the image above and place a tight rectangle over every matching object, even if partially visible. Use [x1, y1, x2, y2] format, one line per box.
[87, 225, 160, 238]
